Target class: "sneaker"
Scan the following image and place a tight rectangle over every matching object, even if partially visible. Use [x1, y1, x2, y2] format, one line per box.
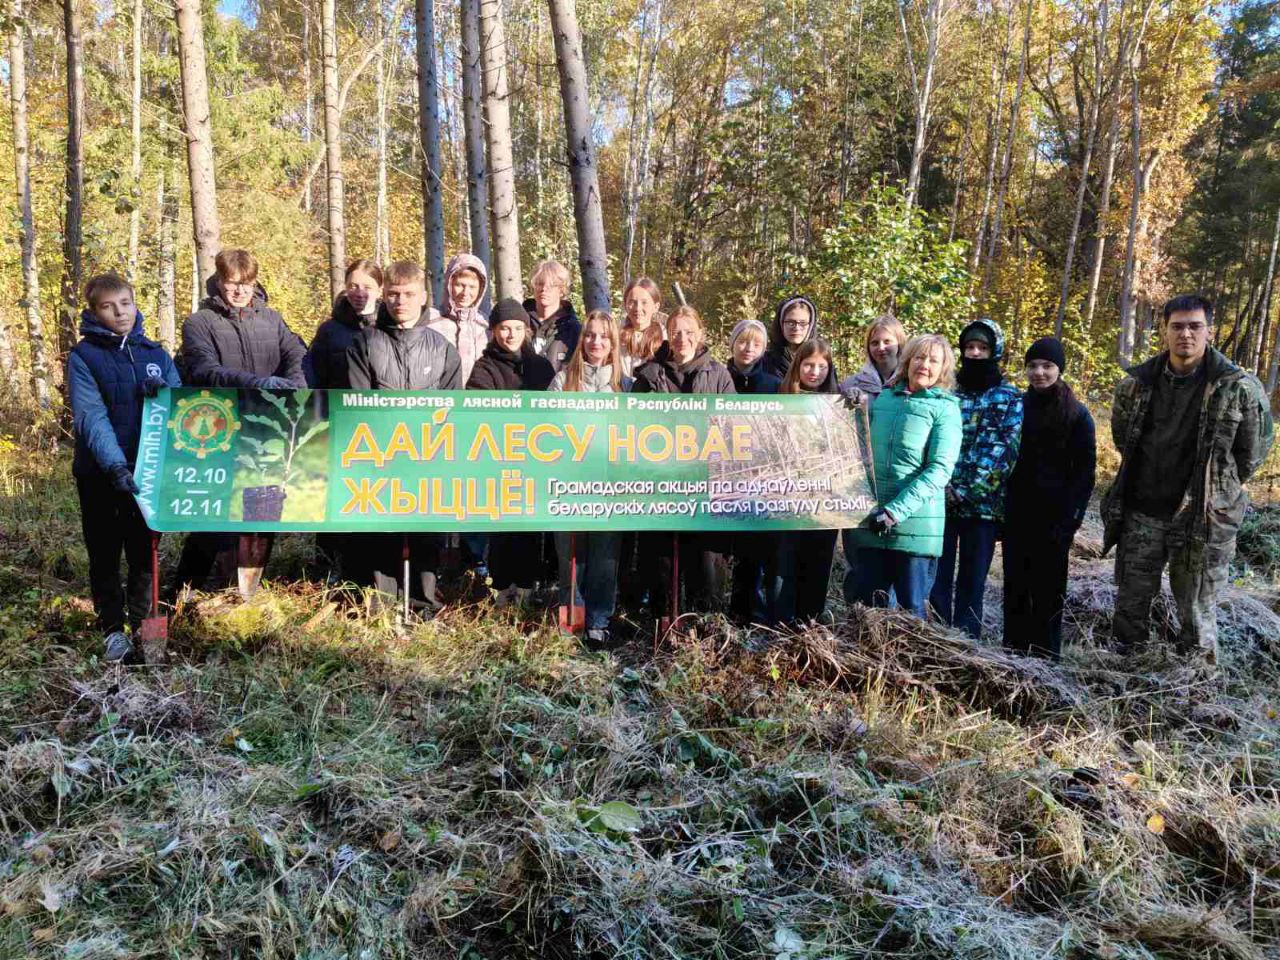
[584, 628, 612, 650]
[104, 631, 133, 663]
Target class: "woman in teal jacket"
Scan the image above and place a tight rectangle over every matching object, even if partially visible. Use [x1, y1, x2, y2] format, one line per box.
[845, 334, 962, 617]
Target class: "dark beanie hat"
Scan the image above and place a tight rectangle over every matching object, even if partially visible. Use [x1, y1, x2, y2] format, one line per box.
[1025, 336, 1067, 373]
[490, 297, 528, 328]
[960, 323, 995, 350]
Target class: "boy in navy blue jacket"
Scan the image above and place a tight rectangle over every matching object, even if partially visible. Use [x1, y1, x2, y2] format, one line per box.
[68, 274, 181, 662]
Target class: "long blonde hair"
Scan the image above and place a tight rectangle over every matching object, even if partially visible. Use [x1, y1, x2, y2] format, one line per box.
[620, 277, 664, 364]
[895, 334, 956, 391]
[562, 310, 623, 392]
[864, 315, 907, 358]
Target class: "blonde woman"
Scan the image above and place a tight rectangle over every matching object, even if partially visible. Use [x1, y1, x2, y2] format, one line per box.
[551, 311, 630, 647]
[619, 278, 666, 377]
[844, 334, 962, 617]
[838, 314, 907, 404]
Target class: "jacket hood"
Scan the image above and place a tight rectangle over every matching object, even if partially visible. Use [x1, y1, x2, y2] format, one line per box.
[653, 341, 714, 374]
[440, 253, 489, 314]
[333, 291, 376, 330]
[770, 296, 820, 354]
[79, 309, 148, 345]
[958, 318, 1005, 360]
[1127, 346, 1239, 387]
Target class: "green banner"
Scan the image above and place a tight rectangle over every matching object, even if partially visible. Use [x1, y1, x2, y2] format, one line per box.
[133, 388, 876, 532]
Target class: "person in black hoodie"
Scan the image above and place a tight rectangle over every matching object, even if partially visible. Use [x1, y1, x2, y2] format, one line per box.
[524, 260, 581, 374]
[173, 249, 307, 595]
[305, 259, 383, 389]
[305, 259, 383, 584]
[725, 318, 783, 624]
[347, 261, 463, 612]
[632, 306, 736, 615]
[777, 339, 842, 624]
[467, 298, 555, 607]
[762, 295, 838, 389]
[1003, 337, 1096, 658]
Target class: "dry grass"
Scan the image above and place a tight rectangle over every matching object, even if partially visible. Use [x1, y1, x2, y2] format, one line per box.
[2, 436, 1279, 959]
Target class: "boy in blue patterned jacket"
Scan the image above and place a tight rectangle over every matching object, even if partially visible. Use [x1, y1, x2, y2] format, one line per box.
[929, 318, 1022, 637]
[68, 274, 182, 663]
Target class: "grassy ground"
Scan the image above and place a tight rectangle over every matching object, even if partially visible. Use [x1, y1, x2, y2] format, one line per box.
[2, 428, 1279, 959]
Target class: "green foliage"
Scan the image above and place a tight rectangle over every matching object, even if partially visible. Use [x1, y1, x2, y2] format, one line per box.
[778, 186, 976, 370]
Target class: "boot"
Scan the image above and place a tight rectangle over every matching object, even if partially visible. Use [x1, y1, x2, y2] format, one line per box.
[514, 587, 534, 608]
[419, 572, 443, 614]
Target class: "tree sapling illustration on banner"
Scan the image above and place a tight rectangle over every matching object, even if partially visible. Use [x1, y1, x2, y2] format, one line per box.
[233, 390, 330, 523]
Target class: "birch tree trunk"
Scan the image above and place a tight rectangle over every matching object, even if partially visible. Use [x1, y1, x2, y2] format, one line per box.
[416, 0, 445, 298]
[157, 162, 179, 351]
[321, 0, 346, 296]
[548, 0, 610, 311]
[1252, 202, 1280, 375]
[1055, 0, 1108, 337]
[9, 0, 49, 407]
[983, 0, 1032, 293]
[1118, 50, 1142, 366]
[460, 0, 491, 271]
[61, 0, 86, 360]
[622, 0, 663, 281]
[971, 2, 1013, 273]
[128, 0, 143, 281]
[175, 0, 222, 285]
[899, 0, 946, 210]
[478, 0, 522, 300]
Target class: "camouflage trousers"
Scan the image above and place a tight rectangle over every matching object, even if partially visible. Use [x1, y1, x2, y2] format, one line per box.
[1112, 511, 1232, 663]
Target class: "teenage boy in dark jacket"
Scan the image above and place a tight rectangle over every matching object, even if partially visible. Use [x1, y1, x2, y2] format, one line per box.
[347, 261, 463, 611]
[69, 274, 182, 662]
[173, 249, 308, 594]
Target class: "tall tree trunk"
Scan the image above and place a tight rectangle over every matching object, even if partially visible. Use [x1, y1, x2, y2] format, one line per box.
[61, 0, 86, 361]
[971, 1, 1013, 273]
[622, 0, 663, 281]
[157, 161, 179, 351]
[9, 0, 49, 407]
[321, 0, 346, 297]
[416, 0, 445, 298]
[983, 0, 1032, 293]
[1083, 110, 1120, 326]
[303, 0, 314, 213]
[899, 0, 946, 210]
[1256, 202, 1280, 378]
[460, 0, 491, 271]
[375, 1, 390, 265]
[478, 0, 521, 299]
[1118, 49, 1142, 365]
[175, 0, 222, 285]
[128, 0, 143, 281]
[1055, 0, 1108, 337]
[548, 0, 609, 311]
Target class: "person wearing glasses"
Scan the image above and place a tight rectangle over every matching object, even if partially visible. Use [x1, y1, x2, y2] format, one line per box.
[762, 295, 838, 389]
[173, 249, 307, 593]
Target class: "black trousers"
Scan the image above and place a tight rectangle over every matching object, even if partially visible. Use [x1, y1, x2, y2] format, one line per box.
[779, 529, 838, 624]
[173, 532, 276, 593]
[730, 531, 781, 625]
[77, 477, 153, 634]
[645, 532, 725, 616]
[489, 532, 541, 590]
[1002, 525, 1071, 658]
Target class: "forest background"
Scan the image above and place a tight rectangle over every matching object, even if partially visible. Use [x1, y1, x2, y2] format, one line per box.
[2, 0, 1279, 403]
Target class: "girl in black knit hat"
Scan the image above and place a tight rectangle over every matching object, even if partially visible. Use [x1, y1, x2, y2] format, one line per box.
[1002, 336, 1096, 658]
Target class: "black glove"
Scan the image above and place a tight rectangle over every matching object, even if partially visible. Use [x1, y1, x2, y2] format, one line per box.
[108, 464, 140, 495]
[868, 509, 896, 537]
[139, 376, 166, 397]
[256, 376, 295, 390]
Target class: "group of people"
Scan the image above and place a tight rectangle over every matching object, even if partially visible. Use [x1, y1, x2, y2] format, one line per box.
[67, 245, 1273, 670]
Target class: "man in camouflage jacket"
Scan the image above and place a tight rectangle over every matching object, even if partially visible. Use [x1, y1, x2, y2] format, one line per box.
[1103, 294, 1274, 665]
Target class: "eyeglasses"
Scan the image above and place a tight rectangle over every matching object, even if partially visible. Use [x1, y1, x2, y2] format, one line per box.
[782, 318, 810, 328]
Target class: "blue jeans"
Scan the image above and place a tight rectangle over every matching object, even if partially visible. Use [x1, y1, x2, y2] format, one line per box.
[847, 546, 937, 618]
[555, 532, 621, 630]
[930, 517, 999, 638]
